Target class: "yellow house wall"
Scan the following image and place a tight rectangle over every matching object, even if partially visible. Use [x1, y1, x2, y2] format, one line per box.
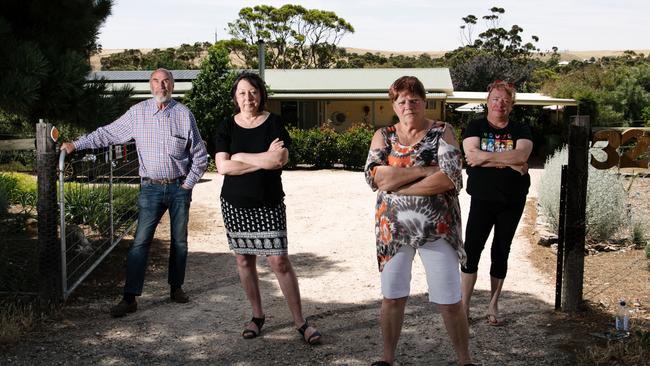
[373, 100, 395, 127]
[267, 98, 444, 130]
[325, 100, 371, 131]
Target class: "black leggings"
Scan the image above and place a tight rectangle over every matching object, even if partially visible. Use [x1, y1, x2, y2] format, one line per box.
[461, 196, 526, 279]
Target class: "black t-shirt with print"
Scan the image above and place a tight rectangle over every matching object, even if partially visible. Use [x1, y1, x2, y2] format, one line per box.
[214, 113, 292, 208]
[463, 118, 532, 202]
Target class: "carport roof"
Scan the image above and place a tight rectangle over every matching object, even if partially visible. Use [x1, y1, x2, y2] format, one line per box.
[449, 91, 578, 106]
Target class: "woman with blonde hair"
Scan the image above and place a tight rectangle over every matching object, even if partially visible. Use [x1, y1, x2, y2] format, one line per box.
[461, 80, 533, 326]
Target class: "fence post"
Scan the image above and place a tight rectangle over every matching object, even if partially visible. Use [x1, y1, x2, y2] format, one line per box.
[36, 120, 62, 305]
[555, 164, 568, 310]
[561, 115, 590, 312]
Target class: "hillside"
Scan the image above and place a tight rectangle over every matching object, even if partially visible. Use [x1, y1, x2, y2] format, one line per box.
[90, 47, 650, 71]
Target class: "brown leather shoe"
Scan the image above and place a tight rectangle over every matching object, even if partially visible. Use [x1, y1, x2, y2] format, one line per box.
[170, 288, 189, 303]
[110, 299, 137, 318]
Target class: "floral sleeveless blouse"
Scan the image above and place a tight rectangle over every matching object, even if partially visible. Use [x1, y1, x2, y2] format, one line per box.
[364, 122, 466, 272]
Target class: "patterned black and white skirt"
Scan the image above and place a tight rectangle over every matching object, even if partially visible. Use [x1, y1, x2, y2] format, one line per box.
[220, 197, 288, 256]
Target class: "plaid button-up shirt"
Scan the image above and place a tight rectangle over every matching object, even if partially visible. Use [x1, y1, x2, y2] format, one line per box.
[74, 98, 208, 188]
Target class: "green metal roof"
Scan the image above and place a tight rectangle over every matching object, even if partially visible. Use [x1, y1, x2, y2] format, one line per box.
[88, 69, 577, 107]
[264, 68, 454, 94]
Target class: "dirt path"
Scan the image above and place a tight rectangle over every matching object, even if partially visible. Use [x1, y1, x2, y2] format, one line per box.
[2, 170, 575, 365]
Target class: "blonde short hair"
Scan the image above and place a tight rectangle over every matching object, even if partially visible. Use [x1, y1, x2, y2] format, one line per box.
[486, 80, 516, 103]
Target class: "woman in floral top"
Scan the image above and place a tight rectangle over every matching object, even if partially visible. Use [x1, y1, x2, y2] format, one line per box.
[365, 76, 476, 366]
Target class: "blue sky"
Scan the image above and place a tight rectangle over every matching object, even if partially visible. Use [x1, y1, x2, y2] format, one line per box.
[98, 0, 649, 52]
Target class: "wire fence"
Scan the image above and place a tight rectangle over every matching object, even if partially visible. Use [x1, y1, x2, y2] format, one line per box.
[59, 142, 140, 299]
[1, 132, 140, 301]
[0, 140, 38, 297]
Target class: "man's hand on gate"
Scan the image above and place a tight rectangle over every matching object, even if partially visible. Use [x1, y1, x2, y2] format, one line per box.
[60, 142, 76, 154]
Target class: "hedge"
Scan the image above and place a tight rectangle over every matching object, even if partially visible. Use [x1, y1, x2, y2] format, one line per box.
[286, 124, 374, 170]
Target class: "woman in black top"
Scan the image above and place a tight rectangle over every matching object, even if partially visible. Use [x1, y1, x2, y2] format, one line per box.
[460, 80, 533, 326]
[214, 72, 321, 344]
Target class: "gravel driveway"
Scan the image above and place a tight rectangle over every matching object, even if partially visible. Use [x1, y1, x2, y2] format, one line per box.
[1, 169, 575, 365]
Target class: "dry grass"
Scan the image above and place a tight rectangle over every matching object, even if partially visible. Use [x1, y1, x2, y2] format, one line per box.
[527, 174, 650, 366]
[0, 302, 37, 344]
[577, 330, 650, 366]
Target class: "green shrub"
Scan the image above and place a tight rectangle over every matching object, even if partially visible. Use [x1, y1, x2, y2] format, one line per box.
[287, 127, 308, 168]
[0, 174, 18, 202]
[337, 124, 374, 169]
[0, 173, 36, 201]
[112, 186, 139, 223]
[0, 151, 36, 172]
[64, 186, 110, 230]
[62, 183, 138, 233]
[0, 174, 17, 214]
[287, 126, 338, 168]
[631, 217, 648, 248]
[206, 156, 217, 172]
[0, 189, 8, 216]
[288, 124, 373, 170]
[306, 126, 339, 168]
[538, 145, 629, 242]
[0, 173, 36, 232]
[0, 173, 36, 215]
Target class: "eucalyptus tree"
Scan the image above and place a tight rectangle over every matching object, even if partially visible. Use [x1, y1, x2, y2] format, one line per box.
[224, 4, 354, 68]
[542, 59, 650, 125]
[446, 6, 543, 92]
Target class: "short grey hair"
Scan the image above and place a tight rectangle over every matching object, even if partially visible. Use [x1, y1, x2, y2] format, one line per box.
[150, 68, 174, 82]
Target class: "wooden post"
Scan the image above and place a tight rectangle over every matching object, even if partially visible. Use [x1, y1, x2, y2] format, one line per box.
[36, 120, 62, 305]
[555, 164, 568, 310]
[561, 116, 590, 312]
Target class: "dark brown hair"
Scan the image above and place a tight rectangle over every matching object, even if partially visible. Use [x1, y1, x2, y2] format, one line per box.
[388, 76, 426, 102]
[231, 72, 267, 112]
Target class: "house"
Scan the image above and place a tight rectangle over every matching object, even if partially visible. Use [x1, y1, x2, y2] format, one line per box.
[89, 68, 577, 130]
[262, 68, 453, 130]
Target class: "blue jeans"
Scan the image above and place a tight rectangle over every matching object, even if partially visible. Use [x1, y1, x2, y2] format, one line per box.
[124, 180, 192, 296]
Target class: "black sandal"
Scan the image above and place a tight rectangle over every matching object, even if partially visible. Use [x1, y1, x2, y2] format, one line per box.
[242, 316, 265, 339]
[371, 362, 391, 366]
[297, 322, 321, 345]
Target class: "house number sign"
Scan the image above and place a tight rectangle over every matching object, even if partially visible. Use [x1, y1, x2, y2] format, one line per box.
[590, 128, 650, 169]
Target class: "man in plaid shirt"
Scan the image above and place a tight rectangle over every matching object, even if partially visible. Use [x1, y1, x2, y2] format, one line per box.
[61, 68, 208, 317]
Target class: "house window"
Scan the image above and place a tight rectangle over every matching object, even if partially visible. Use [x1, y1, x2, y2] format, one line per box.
[426, 100, 437, 110]
[281, 101, 298, 128]
[281, 101, 318, 129]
